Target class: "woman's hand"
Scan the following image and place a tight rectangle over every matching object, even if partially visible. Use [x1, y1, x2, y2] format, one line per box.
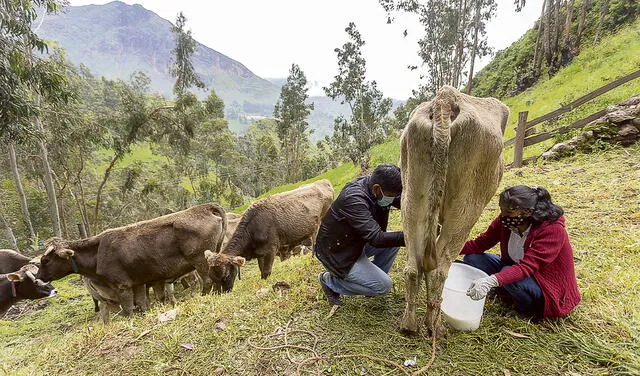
[466, 275, 499, 300]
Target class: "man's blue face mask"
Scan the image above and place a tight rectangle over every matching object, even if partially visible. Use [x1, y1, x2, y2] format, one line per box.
[377, 187, 396, 207]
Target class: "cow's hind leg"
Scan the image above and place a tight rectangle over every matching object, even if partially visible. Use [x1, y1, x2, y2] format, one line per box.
[423, 263, 448, 338]
[400, 253, 423, 335]
[165, 283, 177, 306]
[150, 282, 166, 304]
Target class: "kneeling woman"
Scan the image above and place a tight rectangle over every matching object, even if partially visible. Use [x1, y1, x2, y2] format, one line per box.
[462, 185, 581, 319]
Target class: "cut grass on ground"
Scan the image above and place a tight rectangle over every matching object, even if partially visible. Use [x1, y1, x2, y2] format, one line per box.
[2, 143, 639, 376]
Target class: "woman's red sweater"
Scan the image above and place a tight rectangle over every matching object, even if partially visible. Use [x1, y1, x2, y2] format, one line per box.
[461, 216, 581, 318]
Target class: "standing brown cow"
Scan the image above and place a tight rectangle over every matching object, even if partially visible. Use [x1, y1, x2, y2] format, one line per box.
[206, 179, 334, 292]
[400, 86, 508, 335]
[36, 203, 227, 316]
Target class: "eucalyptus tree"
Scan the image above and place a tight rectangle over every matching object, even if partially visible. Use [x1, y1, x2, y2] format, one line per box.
[1, 0, 74, 239]
[379, 0, 496, 96]
[0, 0, 70, 140]
[91, 12, 217, 231]
[170, 12, 205, 99]
[273, 63, 315, 183]
[45, 60, 107, 237]
[236, 119, 282, 197]
[324, 23, 392, 166]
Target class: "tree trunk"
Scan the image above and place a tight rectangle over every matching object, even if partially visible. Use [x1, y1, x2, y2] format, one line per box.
[0, 202, 19, 250]
[543, 0, 553, 70]
[35, 115, 62, 237]
[466, 0, 482, 94]
[451, 0, 465, 88]
[75, 153, 91, 236]
[7, 142, 36, 239]
[562, 0, 575, 49]
[533, 0, 548, 76]
[69, 187, 89, 238]
[93, 154, 120, 234]
[593, 0, 609, 45]
[575, 0, 590, 51]
[560, 0, 576, 66]
[77, 222, 87, 238]
[549, 0, 562, 73]
[53, 173, 69, 238]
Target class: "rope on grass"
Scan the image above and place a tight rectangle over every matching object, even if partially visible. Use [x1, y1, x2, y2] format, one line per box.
[410, 301, 441, 375]
[411, 330, 437, 376]
[295, 354, 411, 376]
[248, 321, 433, 376]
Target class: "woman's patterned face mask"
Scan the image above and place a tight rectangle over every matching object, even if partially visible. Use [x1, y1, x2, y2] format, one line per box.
[500, 215, 526, 229]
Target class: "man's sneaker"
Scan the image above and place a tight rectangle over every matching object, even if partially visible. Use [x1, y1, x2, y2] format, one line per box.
[318, 272, 343, 306]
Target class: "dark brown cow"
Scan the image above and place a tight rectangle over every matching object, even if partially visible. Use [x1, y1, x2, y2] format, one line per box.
[1, 264, 57, 317]
[0, 249, 32, 274]
[207, 179, 334, 291]
[36, 203, 227, 315]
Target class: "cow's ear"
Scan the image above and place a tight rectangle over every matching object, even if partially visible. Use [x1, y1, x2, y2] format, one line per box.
[231, 256, 246, 267]
[204, 250, 217, 266]
[55, 248, 74, 259]
[7, 273, 24, 282]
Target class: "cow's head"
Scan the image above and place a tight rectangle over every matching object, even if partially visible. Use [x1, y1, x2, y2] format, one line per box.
[36, 238, 77, 282]
[7, 264, 57, 300]
[204, 250, 245, 293]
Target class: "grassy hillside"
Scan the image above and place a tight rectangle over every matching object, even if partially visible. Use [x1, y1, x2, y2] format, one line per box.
[472, 0, 640, 99]
[501, 17, 640, 162]
[2, 9, 640, 376]
[2, 142, 638, 375]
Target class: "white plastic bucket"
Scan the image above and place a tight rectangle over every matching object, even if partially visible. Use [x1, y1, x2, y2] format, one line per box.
[440, 262, 489, 331]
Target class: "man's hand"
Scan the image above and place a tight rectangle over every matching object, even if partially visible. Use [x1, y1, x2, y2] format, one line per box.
[466, 275, 499, 300]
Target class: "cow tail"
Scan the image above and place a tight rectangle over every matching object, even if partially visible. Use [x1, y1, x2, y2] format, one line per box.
[422, 87, 457, 272]
[211, 204, 228, 253]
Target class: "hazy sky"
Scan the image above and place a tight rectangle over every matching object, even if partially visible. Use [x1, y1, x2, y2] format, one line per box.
[67, 0, 543, 99]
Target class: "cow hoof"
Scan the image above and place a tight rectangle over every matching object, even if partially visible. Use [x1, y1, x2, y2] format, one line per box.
[399, 326, 420, 337]
[425, 320, 448, 339]
[399, 315, 419, 336]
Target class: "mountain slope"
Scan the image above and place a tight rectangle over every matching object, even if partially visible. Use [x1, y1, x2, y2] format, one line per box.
[37, 1, 280, 115]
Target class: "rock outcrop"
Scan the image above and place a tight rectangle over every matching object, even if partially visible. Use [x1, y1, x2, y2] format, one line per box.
[542, 96, 640, 160]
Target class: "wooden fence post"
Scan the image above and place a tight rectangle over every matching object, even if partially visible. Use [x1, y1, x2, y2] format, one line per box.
[513, 111, 529, 168]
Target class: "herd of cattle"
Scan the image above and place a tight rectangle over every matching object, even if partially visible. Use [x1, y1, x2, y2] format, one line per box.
[0, 179, 334, 323]
[2, 86, 509, 336]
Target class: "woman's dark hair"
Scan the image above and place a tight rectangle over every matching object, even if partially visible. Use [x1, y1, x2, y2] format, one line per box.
[370, 164, 402, 193]
[499, 185, 564, 222]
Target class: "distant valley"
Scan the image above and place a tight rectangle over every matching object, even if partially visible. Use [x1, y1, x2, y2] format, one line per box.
[35, 1, 399, 140]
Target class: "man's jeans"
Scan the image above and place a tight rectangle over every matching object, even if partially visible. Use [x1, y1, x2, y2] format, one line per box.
[322, 244, 399, 296]
[463, 253, 544, 317]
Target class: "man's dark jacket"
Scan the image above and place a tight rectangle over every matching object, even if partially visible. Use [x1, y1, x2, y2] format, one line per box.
[314, 176, 405, 278]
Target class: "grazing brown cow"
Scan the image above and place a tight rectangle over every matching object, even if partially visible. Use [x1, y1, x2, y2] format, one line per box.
[399, 86, 508, 335]
[36, 203, 227, 316]
[207, 179, 334, 291]
[1, 264, 57, 317]
[222, 213, 311, 261]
